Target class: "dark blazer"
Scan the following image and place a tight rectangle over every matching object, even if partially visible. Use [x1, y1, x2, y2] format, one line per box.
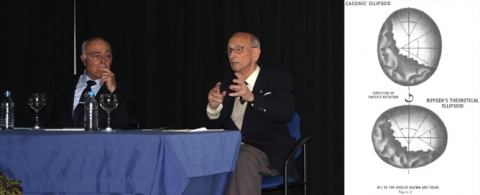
[198, 65, 298, 179]
[38, 74, 137, 129]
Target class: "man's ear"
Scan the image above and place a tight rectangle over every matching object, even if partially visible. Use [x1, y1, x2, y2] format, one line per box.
[80, 54, 86, 66]
[253, 48, 261, 61]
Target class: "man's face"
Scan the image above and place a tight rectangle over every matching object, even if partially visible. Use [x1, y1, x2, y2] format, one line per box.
[81, 39, 112, 80]
[227, 34, 259, 73]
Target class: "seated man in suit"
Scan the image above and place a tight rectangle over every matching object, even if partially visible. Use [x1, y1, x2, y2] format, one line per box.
[198, 32, 298, 195]
[39, 37, 136, 129]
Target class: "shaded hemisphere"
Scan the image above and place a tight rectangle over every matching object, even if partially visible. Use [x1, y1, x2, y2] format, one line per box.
[372, 106, 446, 168]
[377, 8, 441, 86]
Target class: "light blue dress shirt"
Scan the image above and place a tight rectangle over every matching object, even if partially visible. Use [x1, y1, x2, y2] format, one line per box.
[72, 71, 101, 117]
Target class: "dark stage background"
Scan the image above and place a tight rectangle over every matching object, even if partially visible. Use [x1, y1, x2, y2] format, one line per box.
[0, 0, 344, 194]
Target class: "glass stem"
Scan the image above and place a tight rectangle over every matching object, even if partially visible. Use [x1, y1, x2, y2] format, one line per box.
[107, 112, 111, 128]
[35, 111, 39, 127]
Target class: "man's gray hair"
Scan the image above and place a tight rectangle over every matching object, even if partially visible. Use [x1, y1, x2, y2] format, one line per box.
[81, 40, 88, 58]
[250, 34, 261, 48]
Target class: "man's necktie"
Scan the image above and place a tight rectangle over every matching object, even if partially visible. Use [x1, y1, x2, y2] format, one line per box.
[239, 98, 245, 104]
[72, 80, 96, 127]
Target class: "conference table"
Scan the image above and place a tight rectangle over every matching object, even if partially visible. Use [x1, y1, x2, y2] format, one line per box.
[0, 128, 241, 195]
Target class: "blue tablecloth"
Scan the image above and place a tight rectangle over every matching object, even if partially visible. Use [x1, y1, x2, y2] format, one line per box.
[0, 129, 241, 195]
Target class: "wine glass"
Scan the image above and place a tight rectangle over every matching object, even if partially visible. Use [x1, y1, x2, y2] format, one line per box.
[100, 94, 118, 132]
[28, 93, 47, 130]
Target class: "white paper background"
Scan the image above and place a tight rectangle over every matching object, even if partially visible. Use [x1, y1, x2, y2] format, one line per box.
[345, 0, 480, 194]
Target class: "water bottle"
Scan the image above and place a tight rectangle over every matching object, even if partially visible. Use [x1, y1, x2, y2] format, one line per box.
[1, 91, 15, 130]
[84, 91, 98, 131]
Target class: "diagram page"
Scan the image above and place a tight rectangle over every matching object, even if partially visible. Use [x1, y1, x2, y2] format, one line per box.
[345, 0, 480, 194]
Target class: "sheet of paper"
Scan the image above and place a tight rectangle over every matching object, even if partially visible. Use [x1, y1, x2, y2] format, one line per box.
[44, 128, 85, 131]
[158, 127, 224, 132]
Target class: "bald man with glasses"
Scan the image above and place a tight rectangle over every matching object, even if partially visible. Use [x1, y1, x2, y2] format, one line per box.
[198, 32, 298, 195]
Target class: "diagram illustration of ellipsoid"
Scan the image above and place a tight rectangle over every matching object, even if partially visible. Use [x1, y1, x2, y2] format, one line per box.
[377, 8, 442, 86]
[372, 105, 447, 168]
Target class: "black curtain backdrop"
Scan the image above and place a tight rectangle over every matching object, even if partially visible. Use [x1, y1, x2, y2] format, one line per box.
[1, 0, 344, 194]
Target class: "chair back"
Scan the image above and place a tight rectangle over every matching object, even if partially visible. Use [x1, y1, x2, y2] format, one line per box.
[262, 112, 310, 192]
[286, 112, 302, 159]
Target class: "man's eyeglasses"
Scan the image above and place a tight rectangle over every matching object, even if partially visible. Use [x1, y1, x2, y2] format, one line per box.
[88, 52, 112, 61]
[224, 46, 256, 57]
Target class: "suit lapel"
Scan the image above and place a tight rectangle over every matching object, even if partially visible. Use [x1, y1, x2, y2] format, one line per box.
[251, 68, 268, 97]
[95, 85, 110, 102]
[242, 67, 268, 130]
[66, 75, 81, 117]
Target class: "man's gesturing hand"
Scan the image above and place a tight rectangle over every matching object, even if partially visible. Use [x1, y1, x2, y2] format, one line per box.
[208, 82, 226, 110]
